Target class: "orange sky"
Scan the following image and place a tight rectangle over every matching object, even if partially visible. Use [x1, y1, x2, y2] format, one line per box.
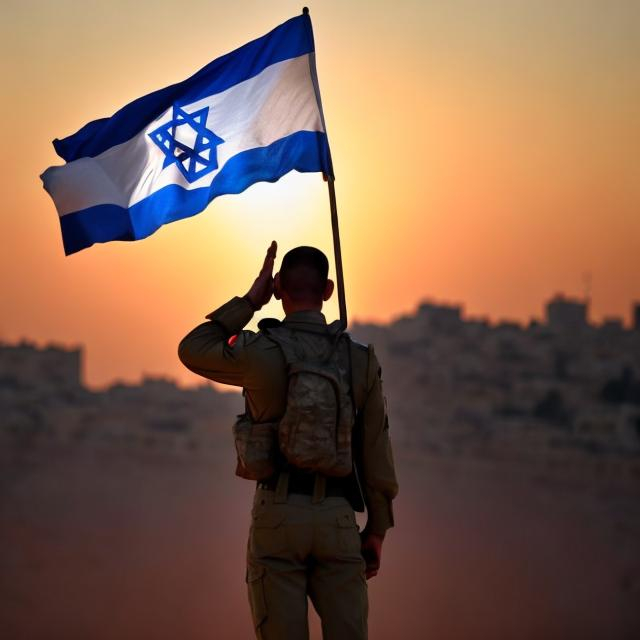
[1, 0, 639, 387]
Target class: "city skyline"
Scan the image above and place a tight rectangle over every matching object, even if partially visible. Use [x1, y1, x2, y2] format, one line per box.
[3, 289, 640, 390]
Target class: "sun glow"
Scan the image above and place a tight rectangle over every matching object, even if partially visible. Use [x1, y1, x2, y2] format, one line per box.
[218, 171, 332, 255]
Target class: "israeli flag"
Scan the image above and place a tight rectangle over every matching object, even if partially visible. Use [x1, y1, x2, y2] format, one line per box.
[41, 12, 333, 255]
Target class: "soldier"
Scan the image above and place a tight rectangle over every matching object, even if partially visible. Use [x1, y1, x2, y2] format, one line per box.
[178, 241, 398, 640]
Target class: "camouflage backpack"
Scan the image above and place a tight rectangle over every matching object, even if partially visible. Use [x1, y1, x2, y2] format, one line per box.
[262, 324, 355, 477]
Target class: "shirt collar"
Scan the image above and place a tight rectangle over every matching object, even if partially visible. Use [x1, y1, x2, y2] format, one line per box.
[283, 310, 327, 327]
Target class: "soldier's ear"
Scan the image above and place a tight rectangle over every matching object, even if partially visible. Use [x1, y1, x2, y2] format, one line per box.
[323, 279, 334, 301]
[273, 272, 282, 300]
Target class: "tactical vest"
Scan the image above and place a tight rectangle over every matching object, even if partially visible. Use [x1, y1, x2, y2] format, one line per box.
[232, 323, 356, 481]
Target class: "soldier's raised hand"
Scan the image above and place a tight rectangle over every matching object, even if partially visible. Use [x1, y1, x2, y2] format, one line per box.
[245, 240, 278, 311]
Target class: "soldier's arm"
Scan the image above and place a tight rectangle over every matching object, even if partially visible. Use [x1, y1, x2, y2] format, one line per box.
[178, 241, 277, 387]
[360, 346, 399, 537]
[177, 296, 256, 387]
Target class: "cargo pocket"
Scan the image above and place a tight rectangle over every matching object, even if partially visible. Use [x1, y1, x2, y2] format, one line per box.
[250, 511, 287, 557]
[246, 564, 267, 631]
[336, 511, 361, 554]
[233, 415, 278, 481]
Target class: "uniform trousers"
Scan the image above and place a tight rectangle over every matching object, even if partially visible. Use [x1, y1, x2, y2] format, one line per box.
[246, 487, 368, 640]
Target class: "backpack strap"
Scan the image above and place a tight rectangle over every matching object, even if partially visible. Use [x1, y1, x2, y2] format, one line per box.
[274, 469, 290, 504]
[345, 337, 369, 513]
[261, 326, 302, 364]
[348, 339, 371, 413]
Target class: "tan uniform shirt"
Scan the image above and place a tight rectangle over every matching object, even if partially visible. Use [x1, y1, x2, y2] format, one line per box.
[178, 296, 398, 535]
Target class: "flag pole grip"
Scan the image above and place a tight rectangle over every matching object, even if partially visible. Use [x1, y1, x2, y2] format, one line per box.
[327, 176, 347, 328]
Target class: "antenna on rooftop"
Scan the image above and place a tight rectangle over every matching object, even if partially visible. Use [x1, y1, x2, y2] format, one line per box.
[582, 271, 592, 303]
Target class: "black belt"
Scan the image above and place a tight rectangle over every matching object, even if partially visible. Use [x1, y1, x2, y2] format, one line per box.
[257, 470, 346, 498]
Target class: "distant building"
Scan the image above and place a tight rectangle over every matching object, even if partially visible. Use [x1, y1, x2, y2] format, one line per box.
[0, 339, 239, 452]
[417, 301, 463, 332]
[0, 342, 82, 392]
[633, 302, 640, 331]
[545, 294, 588, 331]
[495, 321, 522, 333]
[600, 318, 624, 333]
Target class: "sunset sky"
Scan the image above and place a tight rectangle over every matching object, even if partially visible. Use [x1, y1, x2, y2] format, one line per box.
[2, 0, 639, 387]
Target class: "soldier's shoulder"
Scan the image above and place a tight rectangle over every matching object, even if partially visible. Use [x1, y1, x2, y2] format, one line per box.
[345, 334, 369, 353]
[345, 331, 378, 352]
[345, 334, 384, 384]
[238, 318, 283, 350]
[344, 333, 373, 376]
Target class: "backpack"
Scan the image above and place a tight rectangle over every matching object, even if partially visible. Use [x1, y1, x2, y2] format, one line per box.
[263, 325, 355, 477]
[232, 324, 356, 480]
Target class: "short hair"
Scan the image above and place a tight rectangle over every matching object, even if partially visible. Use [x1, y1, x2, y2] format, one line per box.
[280, 246, 329, 302]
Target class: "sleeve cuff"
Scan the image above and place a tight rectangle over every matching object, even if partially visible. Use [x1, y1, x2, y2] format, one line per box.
[205, 296, 254, 335]
[365, 498, 395, 537]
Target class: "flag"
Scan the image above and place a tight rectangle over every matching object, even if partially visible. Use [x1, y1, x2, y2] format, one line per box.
[41, 12, 333, 255]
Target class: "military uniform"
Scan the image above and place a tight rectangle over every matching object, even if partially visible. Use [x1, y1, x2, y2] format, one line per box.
[178, 296, 398, 640]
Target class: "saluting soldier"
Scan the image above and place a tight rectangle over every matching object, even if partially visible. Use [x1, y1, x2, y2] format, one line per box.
[178, 241, 398, 640]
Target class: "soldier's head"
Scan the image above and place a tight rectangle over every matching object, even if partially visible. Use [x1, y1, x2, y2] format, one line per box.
[274, 246, 334, 312]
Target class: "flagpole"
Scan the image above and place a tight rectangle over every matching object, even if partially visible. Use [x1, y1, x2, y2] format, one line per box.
[326, 176, 347, 328]
[304, 6, 347, 328]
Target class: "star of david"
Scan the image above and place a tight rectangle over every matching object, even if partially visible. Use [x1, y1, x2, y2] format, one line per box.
[149, 105, 224, 183]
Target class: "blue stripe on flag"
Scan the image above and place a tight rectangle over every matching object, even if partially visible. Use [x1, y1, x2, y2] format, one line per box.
[54, 14, 315, 163]
[59, 130, 330, 255]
